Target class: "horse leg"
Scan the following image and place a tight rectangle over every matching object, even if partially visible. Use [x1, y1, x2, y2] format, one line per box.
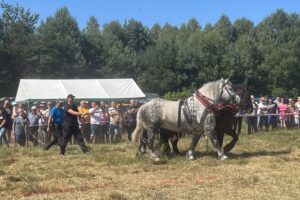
[186, 134, 201, 160]
[223, 129, 238, 155]
[216, 130, 224, 151]
[171, 133, 181, 155]
[156, 129, 171, 155]
[146, 128, 160, 161]
[137, 130, 148, 156]
[207, 130, 228, 160]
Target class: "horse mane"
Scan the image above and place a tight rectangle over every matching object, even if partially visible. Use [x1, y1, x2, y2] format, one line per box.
[198, 79, 224, 101]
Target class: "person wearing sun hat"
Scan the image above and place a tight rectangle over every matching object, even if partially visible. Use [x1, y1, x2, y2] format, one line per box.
[257, 97, 269, 131]
[60, 94, 90, 155]
[27, 106, 40, 146]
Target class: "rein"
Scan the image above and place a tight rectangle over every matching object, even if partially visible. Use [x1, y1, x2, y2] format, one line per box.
[195, 92, 223, 116]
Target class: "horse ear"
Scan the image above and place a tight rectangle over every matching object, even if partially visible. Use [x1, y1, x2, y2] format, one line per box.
[221, 77, 224, 81]
[225, 78, 228, 83]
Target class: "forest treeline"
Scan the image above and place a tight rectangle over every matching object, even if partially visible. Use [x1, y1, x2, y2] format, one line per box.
[0, 2, 300, 98]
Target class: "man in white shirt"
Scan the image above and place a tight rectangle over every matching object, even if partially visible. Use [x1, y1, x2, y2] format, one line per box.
[258, 97, 269, 131]
[108, 101, 122, 144]
[89, 102, 101, 144]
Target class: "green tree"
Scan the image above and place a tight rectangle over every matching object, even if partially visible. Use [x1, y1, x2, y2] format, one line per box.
[81, 16, 106, 77]
[37, 7, 85, 78]
[0, 2, 39, 96]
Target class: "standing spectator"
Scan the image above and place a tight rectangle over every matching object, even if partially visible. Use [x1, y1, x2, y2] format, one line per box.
[89, 101, 101, 144]
[247, 95, 258, 134]
[78, 100, 91, 144]
[38, 103, 48, 145]
[108, 101, 122, 144]
[287, 99, 296, 129]
[278, 98, 288, 128]
[27, 106, 40, 146]
[125, 100, 139, 141]
[44, 99, 64, 152]
[0, 106, 9, 147]
[60, 94, 90, 155]
[4, 100, 13, 143]
[44, 102, 53, 142]
[99, 101, 109, 143]
[267, 98, 277, 130]
[234, 106, 243, 135]
[258, 97, 269, 131]
[12, 109, 28, 146]
[295, 97, 300, 128]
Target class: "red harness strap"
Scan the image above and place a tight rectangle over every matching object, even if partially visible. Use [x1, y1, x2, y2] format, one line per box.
[195, 93, 223, 116]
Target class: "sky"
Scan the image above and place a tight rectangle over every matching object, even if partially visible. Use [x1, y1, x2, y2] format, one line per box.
[3, 0, 300, 29]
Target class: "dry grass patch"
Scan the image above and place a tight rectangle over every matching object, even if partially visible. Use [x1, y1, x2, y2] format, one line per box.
[0, 129, 299, 199]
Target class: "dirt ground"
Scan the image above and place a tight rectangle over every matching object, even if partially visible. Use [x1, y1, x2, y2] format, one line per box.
[0, 129, 299, 200]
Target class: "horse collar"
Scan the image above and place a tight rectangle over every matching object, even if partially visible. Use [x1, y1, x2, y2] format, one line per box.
[195, 92, 221, 116]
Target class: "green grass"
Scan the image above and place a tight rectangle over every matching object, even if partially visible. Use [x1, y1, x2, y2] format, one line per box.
[0, 129, 299, 199]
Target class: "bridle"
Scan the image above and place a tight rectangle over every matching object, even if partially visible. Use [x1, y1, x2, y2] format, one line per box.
[219, 82, 237, 103]
[182, 81, 238, 127]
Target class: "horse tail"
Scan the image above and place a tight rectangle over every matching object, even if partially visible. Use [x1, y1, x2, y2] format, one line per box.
[132, 110, 144, 145]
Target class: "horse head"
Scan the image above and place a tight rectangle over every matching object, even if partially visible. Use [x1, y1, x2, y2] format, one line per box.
[219, 78, 240, 104]
[232, 84, 253, 113]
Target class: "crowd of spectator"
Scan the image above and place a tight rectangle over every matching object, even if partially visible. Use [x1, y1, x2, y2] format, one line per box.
[246, 96, 300, 134]
[0, 98, 139, 148]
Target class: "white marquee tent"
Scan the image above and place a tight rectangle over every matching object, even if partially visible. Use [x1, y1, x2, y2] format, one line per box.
[15, 79, 145, 102]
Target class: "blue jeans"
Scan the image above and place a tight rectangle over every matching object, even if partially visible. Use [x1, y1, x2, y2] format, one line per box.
[0, 127, 9, 146]
[16, 133, 26, 146]
[91, 124, 100, 137]
[109, 123, 121, 143]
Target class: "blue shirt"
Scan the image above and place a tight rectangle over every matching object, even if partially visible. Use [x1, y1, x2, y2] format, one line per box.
[50, 106, 64, 126]
[28, 112, 38, 127]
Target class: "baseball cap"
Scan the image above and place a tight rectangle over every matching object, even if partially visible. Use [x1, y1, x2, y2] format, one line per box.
[56, 99, 63, 103]
[67, 94, 75, 99]
[31, 106, 37, 110]
[47, 101, 52, 105]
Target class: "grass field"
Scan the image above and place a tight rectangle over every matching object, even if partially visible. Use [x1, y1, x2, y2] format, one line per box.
[0, 129, 300, 200]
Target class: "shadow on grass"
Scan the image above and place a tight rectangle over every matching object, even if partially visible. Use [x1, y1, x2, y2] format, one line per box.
[163, 149, 292, 160]
[227, 150, 292, 159]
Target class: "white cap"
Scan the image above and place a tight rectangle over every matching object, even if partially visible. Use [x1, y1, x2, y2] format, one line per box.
[31, 106, 37, 110]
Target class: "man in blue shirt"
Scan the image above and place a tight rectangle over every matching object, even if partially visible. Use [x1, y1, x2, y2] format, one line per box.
[44, 99, 64, 153]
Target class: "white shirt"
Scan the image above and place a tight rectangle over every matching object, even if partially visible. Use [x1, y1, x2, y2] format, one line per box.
[89, 107, 101, 125]
[108, 107, 120, 124]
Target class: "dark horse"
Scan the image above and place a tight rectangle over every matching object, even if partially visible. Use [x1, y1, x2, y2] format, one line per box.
[158, 84, 253, 155]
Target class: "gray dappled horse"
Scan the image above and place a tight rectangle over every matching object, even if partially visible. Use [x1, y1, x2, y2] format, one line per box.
[132, 78, 240, 161]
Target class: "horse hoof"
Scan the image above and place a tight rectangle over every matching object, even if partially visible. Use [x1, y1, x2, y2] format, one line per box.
[186, 151, 194, 160]
[154, 157, 160, 162]
[149, 153, 160, 162]
[219, 155, 228, 161]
